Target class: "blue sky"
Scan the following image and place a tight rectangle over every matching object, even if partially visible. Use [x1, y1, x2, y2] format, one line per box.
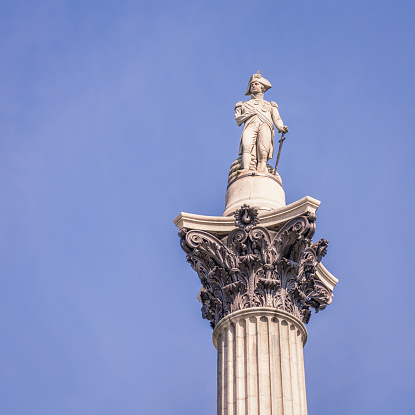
[1, 1, 414, 414]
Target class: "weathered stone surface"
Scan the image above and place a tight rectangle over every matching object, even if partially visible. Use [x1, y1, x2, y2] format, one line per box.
[213, 308, 308, 415]
[224, 171, 286, 216]
[178, 204, 335, 328]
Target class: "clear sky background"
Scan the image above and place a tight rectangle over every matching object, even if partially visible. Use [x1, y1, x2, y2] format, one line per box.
[1, 1, 414, 414]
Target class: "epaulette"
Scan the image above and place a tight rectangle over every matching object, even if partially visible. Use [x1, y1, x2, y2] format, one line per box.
[234, 101, 243, 108]
[271, 101, 278, 109]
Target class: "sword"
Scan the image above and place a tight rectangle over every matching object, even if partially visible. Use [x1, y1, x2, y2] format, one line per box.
[274, 132, 286, 174]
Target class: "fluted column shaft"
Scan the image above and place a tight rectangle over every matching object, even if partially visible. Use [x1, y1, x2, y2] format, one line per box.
[212, 308, 308, 415]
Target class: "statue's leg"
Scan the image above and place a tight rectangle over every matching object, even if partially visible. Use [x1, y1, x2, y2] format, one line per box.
[241, 125, 257, 172]
[257, 125, 272, 172]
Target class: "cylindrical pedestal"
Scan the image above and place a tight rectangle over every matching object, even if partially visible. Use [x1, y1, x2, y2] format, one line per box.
[212, 308, 308, 415]
[223, 173, 286, 217]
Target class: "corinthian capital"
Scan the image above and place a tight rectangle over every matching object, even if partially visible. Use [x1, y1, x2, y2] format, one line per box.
[178, 205, 333, 328]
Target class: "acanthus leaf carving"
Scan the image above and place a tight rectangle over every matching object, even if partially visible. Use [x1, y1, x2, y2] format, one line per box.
[179, 208, 333, 328]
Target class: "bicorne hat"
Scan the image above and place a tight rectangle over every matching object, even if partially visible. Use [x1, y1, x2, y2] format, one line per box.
[245, 71, 272, 95]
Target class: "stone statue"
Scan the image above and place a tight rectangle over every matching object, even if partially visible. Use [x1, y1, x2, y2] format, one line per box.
[235, 71, 288, 173]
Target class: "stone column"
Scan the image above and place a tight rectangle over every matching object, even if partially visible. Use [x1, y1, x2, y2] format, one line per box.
[213, 308, 307, 415]
[175, 200, 337, 415]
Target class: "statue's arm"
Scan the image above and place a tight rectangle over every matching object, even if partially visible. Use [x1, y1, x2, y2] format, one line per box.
[235, 101, 254, 126]
[271, 102, 287, 133]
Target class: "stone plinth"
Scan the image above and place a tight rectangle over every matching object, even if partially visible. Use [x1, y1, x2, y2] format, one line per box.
[213, 308, 307, 415]
[224, 172, 286, 217]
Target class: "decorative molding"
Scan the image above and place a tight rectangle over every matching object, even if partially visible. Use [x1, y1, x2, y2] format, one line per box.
[173, 196, 321, 234]
[179, 206, 332, 328]
[316, 263, 338, 292]
[212, 307, 308, 349]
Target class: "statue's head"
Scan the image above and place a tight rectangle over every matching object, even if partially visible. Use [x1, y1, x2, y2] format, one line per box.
[245, 71, 272, 96]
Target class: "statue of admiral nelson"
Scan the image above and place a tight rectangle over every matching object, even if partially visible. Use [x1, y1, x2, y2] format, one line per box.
[235, 71, 288, 173]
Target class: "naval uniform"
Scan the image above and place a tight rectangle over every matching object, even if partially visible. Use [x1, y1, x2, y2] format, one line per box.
[235, 99, 284, 160]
